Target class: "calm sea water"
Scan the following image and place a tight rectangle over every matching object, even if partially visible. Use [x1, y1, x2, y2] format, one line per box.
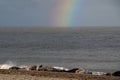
[0, 27, 120, 72]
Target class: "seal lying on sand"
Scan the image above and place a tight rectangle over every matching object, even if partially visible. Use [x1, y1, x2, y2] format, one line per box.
[53, 66, 69, 72]
[9, 67, 20, 70]
[67, 68, 79, 73]
[29, 65, 37, 70]
[75, 69, 85, 74]
[67, 68, 85, 74]
[19, 66, 30, 71]
[112, 71, 120, 76]
[38, 66, 55, 71]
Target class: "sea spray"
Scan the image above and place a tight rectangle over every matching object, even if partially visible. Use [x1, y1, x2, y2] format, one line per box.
[0, 61, 16, 69]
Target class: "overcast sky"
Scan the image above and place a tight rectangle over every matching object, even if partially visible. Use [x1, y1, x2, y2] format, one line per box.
[0, 0, 120, 27]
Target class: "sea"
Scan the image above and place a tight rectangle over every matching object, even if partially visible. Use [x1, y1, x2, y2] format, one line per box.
[0, 27, 120, 72]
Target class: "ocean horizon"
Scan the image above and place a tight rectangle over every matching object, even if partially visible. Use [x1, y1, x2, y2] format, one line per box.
[0, 27, 120, 72]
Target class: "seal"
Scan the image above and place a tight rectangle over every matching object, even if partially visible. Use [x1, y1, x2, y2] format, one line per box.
[9, 66, 20, 70]
[29, 65, 37, 70]
[112, 71, 120, 76]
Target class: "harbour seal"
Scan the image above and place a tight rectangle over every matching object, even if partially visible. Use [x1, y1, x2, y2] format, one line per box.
[112, 71, 120, 76]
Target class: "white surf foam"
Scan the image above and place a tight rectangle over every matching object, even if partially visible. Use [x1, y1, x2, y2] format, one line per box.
[0, 61, 16, 69]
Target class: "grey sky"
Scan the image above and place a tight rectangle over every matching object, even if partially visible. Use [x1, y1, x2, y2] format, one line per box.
[0, 0, 120, 27]
[80, 0, 120, 26]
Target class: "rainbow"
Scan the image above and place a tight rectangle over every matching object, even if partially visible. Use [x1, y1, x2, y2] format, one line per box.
[52, 0, 83, 27]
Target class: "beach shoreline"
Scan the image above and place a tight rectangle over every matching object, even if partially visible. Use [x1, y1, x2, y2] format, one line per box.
[0, 69, 119, 80]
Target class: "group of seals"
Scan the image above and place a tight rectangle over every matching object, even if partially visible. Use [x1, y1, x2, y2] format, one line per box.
[6, 65, 120, 77]
[8, 65, 85, 74]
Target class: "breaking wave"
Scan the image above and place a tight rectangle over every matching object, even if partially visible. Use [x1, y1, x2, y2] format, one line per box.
[0, 61, 16, 69]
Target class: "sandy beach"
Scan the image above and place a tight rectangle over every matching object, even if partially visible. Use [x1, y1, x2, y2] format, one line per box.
[0, 69, 120, 80]
[0, 74, 77, 80]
